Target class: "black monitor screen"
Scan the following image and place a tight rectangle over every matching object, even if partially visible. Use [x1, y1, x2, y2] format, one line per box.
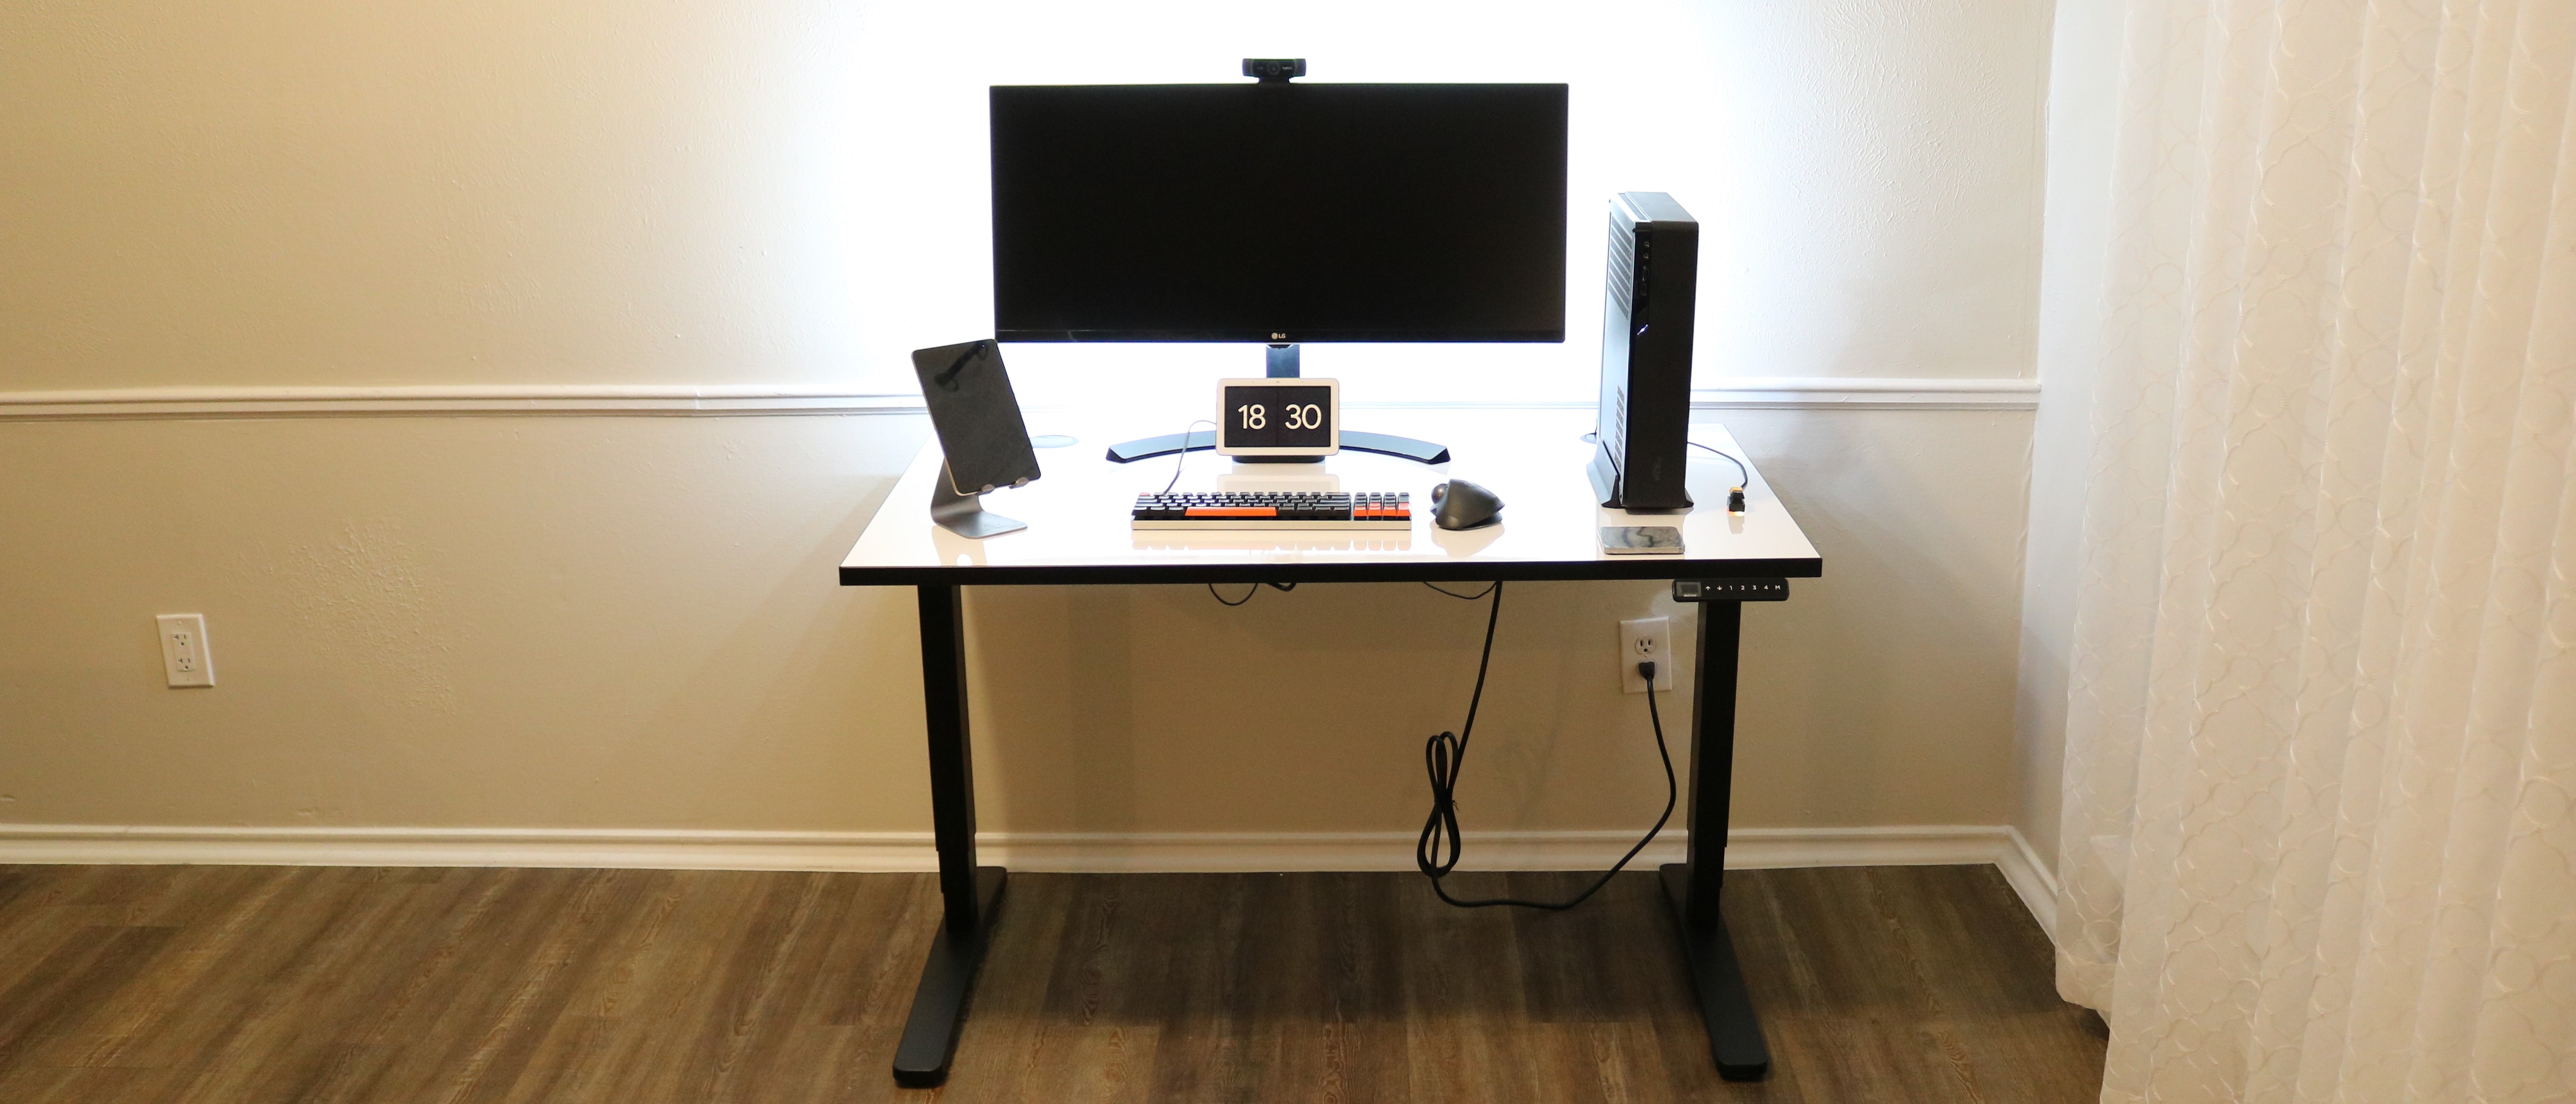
[990, 83, 1568, 343]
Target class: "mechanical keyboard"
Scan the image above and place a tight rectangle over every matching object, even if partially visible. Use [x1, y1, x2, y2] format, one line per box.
[1131, 491, 1412, 530]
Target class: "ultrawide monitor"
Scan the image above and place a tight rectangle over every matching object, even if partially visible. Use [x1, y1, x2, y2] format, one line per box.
[990, 83, 1569, 344]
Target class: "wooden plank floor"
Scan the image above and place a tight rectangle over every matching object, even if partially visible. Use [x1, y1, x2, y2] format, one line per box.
[0, 864, 2104, 1103]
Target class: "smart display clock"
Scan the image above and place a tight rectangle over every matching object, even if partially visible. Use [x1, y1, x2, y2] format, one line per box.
[1215, 378, 1339, 459]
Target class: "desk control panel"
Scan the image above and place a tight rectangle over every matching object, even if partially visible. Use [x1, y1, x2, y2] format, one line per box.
[1132, 490, 1411, 530]
[1673, 578, 1791, 602]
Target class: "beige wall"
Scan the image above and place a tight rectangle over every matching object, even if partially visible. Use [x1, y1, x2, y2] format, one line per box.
[0, 1, 873, 390]
[2014, 0, 2130, 877]
[0, 409, 2028, 837]
[0, 1, 2051, 846]
[0, 0, 2052, 400]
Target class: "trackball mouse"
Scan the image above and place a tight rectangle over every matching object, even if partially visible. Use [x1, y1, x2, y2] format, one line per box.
[1431, 479, 1504, 531]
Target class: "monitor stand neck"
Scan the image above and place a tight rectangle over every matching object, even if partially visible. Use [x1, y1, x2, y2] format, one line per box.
[1100, 344, 1455, 466]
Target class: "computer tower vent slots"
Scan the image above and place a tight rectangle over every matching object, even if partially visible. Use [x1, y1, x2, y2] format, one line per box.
[1606, 222, 1636, 315]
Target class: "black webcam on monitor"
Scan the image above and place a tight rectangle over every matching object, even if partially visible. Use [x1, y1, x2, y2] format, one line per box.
[1241, 58, 1306, 83]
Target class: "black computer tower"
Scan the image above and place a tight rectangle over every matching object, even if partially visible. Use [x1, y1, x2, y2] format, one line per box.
[1587, 192, 1698, 510]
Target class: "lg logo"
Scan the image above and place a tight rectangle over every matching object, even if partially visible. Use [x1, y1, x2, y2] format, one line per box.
[1272, 332, 1285, 340]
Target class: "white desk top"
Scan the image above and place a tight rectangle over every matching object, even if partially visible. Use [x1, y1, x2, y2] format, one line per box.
[839, 407, 1820, 585]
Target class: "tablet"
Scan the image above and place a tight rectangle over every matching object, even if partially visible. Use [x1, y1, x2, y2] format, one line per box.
[912, 340, 1042, 496]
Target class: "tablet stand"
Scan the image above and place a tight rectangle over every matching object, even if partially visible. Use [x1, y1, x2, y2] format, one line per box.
[929, 462, 1026, 538]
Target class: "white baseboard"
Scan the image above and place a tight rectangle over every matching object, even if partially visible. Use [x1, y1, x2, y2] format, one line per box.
[989, 830, 1678, 873]
[0, 823, 2034, 871]
[1995, 824, 2061, 939]
[0, 826, 943, 872]
[0, 823, 2057, 938]
[0, 825, 1692, 873]
[0, 822, 2048, 894]
[1722, 825, 2012, 868]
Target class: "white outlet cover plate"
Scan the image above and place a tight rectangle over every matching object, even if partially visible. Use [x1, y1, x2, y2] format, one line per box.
[1620, 615, 1674, 693]
[157, 613, 215, 688]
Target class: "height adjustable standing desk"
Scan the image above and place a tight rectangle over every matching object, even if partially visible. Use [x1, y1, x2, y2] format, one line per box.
[837, 407, 1822, 1087]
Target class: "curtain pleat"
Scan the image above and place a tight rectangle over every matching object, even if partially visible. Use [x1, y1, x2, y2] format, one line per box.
[2053, 0, 2576, 1099]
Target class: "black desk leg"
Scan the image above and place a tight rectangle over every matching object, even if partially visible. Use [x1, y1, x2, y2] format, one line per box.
[892, 583, 1008, 1088]
[1657, 599, 1772, 1081]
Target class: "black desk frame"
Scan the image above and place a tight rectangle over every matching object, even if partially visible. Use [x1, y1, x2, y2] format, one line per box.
[845, 557, 1818, 1087]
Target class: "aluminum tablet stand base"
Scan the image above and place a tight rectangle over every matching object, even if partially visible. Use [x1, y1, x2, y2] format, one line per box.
[929, 464, 1026, 538]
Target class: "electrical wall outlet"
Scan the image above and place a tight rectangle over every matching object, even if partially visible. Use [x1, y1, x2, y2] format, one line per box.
[156, 614, 215, 688]
[1620, 616, 1673, 693]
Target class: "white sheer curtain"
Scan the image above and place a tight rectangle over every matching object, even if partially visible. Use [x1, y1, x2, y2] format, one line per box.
[2053, 0, 2576, 1099]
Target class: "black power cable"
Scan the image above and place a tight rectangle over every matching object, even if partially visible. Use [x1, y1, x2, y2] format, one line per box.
[1162, 419, 1218, 495]
[1597, 433, 1753, 512]
[1207, 581, 1297, 606]
[1687, 440, 1751, 487]
[1414, 581, 1680, 910]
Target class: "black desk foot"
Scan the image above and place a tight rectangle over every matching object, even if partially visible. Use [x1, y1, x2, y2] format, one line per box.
[892, 866, 1008, 1088]
[1659, 863, 1770, 1081]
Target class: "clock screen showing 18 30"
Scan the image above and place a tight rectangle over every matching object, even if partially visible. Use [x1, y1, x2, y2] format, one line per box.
[1222, 385, 1333, 449]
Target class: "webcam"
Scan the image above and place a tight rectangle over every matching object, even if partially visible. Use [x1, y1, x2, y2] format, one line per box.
[1242, 58, 1306, 83]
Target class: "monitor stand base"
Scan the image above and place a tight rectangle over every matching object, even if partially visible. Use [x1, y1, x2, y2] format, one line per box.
[1104, 430, 1450, 466]
[929, 464, 1026, 538]
[1101, 346, 1451, 466]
